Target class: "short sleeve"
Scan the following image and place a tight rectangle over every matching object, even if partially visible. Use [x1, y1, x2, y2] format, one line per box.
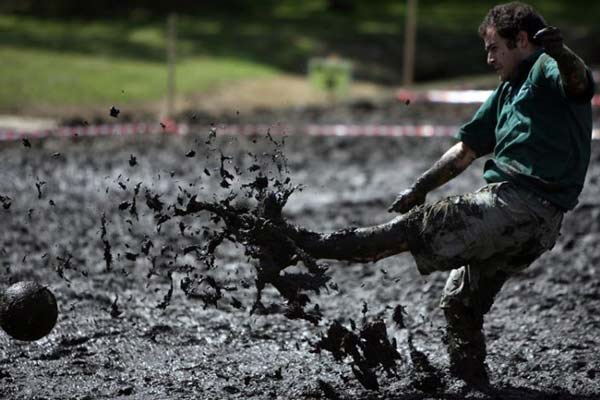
[455, 88, 500, 157]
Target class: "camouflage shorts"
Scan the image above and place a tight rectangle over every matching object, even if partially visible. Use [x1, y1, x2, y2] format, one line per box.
[405, 181, 564, 276]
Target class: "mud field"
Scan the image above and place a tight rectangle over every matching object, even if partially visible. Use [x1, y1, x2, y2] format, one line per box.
[0, 116, 599, 399]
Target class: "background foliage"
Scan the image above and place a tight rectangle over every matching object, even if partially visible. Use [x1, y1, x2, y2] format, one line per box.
[1, 1, 597, 113]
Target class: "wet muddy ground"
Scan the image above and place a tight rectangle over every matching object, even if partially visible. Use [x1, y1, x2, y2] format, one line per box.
[0, 121, 599, 399]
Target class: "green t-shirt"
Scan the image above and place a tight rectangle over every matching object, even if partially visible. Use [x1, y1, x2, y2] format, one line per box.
[457, 50, 595, 211]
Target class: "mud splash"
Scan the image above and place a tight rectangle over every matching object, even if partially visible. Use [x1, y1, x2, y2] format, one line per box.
[314, 318, 400, 390]
[313, 303, 446, 392]
[87, 129, 333, 324]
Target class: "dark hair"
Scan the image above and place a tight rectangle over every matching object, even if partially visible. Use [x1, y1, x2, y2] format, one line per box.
[479, 2, 547, 48]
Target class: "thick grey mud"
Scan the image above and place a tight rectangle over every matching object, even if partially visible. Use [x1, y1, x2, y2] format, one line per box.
[0, 123, 599, 399]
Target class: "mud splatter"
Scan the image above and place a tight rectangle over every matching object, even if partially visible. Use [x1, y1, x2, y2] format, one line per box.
[142, 132, 333, 323]
[157, 273, 174, 309]
[109, 106, 120, 118]
[55, 252, 74, 283]
[145, 190, 165, 214]
[35, 180, 46, 199]
[180, 275, 223, 308]
[100, 213, 113, 271]
[129, 182, 142, 221]
[0, 194, 11, 210]
[314, 318, 401, 390]
[219, 152, 235, 188]
[110, 294, 122, 318]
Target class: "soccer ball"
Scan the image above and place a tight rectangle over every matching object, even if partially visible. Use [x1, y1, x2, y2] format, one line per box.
[0, 281, 58, 341]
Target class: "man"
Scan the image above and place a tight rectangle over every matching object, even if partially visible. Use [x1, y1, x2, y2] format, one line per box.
[288, 1, 594, 386]
[388, 1, 595, 385]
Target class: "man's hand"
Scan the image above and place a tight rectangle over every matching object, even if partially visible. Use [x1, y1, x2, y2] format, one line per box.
[388, 187, 426, 214]
[534, 26, 564, 56]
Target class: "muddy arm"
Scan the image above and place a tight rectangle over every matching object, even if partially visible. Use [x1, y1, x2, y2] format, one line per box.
[551, 46, 591, 99]
[534, 27, 591, 99]
[412, 140, 477, 194]
[389, 141, 477, 213]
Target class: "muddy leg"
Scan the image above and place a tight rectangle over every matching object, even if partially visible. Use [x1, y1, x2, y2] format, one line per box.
[441, 266, 508, 386]
[285, 214, 411, 263]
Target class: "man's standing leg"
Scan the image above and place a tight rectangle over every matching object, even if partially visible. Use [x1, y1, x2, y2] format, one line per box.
[440, 265, 509, 385]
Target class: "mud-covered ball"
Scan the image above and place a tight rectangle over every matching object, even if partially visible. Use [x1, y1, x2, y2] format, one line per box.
[0, 281, 58, 341]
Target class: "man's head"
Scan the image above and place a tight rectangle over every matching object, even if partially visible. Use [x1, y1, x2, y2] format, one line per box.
[479, 2, 547, 81]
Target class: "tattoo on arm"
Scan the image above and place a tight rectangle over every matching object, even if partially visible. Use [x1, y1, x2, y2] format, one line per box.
[552, 46, 590, 98]
[413, 142, 475, 194]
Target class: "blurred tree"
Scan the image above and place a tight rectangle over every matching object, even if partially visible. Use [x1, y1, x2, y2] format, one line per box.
[0, 0, 251, 18]
[327, 0, 356, 13]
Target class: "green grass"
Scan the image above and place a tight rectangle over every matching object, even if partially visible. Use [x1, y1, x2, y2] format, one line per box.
[1, 2, 598, 113]
[0, 46, 276, 110]
[0, 15, 278, 111]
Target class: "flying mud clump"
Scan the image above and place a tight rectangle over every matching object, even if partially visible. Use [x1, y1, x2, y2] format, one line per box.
[101, 129, 332, 324]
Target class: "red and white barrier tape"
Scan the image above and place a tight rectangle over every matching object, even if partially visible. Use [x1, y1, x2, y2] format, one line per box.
[305, 124, 458, 137]
[186, 123, 600, 139]
[1, 122, 598, 141]
[0, 121, 177, 142]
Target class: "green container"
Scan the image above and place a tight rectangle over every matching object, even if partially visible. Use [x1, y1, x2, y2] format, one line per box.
[308, 57, 352, 98]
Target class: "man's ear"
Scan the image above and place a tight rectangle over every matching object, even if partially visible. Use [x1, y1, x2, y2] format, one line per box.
[517, 30, 530, 48]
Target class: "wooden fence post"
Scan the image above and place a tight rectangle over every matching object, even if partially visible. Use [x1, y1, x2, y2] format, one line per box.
[403, 0, 418, 87]
[166, 13, 177, 117]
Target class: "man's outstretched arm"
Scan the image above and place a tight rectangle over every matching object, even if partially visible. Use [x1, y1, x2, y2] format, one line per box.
[388, 141, 478, 213]
[534, 27, 592, 99]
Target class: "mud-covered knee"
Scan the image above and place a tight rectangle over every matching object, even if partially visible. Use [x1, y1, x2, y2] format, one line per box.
[440, 267, 469, 309]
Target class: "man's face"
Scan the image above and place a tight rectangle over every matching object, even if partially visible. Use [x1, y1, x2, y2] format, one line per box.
[484, 26, 525, 81]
